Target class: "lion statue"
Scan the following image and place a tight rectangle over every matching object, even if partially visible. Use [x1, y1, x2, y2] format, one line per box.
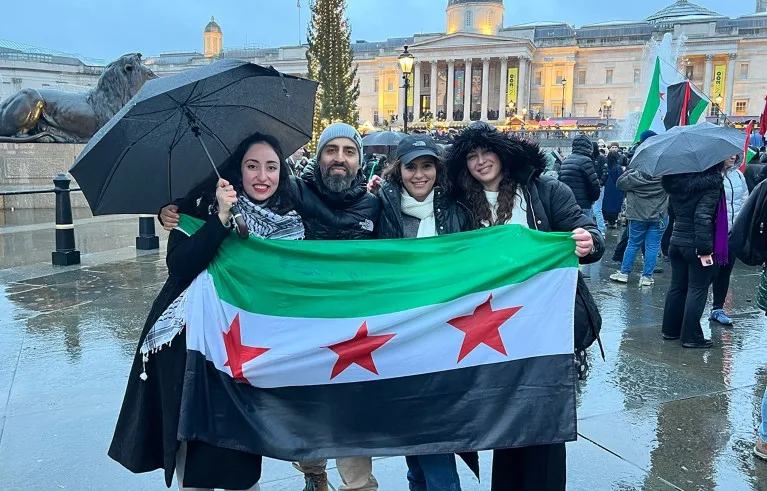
[0, 53, 156, 143]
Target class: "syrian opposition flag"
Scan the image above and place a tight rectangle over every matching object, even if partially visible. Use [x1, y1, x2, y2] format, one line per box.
[173, 215, 579, 461]
[635, 57, 708, 142]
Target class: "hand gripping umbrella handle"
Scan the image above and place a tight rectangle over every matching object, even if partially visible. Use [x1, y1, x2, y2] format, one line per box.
[230, 204, 249, 239]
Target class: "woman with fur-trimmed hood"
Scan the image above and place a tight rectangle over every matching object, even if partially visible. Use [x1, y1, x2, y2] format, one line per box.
[444, 122, 604, 491]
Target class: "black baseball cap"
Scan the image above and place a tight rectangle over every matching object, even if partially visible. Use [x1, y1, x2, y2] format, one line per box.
[395, 135, 441, 165]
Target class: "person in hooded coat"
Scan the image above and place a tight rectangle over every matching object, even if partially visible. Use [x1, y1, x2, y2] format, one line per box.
[109, 132, 303, 491]
[557, 134, 601, 217]
[602, 146, 625, 228]
[445, 122, 604, 491]
[661, 163, 725, 349]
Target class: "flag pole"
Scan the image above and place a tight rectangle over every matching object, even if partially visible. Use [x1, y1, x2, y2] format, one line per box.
[298, 0, 302, 46]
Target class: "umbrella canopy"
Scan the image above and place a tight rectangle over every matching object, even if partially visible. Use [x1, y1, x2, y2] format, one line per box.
[362, 131, 407, 147]
[70, 59, 318, 215]
[629, 122, 746, 177]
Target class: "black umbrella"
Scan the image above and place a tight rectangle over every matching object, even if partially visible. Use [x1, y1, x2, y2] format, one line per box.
[362, 131, 407, 147]
[70, 59, 318, 236]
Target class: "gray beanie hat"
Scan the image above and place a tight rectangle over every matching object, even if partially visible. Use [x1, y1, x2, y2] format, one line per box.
[316, 122, 363, 166]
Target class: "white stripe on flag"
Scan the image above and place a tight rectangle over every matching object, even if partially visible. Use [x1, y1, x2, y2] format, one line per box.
[186, 268, 577, 388]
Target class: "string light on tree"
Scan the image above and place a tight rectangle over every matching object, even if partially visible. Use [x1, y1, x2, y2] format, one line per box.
[306, 0, 360, 151]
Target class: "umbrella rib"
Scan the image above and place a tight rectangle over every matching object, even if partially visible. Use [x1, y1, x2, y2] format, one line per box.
[187, 74, 261, 106]
[193, 116, 233, 157]
[93, 109, 180, 211]
[190, 103, 310, 138]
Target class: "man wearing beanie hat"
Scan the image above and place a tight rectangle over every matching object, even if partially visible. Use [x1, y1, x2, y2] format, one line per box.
[293, 121, 380, 490]
[293, 122, 380, 241]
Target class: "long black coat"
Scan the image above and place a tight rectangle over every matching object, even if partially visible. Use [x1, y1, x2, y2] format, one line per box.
[557, 135, 601, 210]
[109, 211, 263, 490]
[295, 163, 381, 240]
[662, 169, 723, 256]
[376, 182, 471, 238]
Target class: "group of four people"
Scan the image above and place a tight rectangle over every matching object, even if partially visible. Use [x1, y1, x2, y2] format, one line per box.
[109, 121, 605, 491]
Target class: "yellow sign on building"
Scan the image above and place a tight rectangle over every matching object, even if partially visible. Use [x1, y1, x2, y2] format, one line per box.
[507, 67, 518, 106]
[407, 73, 414, 107]
[713, 64, 726, 101]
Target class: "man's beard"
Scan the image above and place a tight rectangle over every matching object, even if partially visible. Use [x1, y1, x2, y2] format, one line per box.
[320, 162, 355, 192]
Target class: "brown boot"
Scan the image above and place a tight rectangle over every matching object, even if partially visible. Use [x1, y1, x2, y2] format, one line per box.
[302, 472, 328, 491]
[755, 438, 767, 461]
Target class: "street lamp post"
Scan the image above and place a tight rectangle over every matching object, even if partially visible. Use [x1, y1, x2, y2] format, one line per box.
[603, 96, 613, 127]
[715, 94, 724, 125]
[398, 46, 415, 133]
[561, 77, 567, 118]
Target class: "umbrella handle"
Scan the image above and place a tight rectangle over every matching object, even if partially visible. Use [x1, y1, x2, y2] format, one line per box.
[230, 205, 249, 239]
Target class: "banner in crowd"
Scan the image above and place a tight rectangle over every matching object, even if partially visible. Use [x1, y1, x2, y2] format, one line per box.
[406, 73, 414, 107]
[507, 67, 519, 107]
[175, 216, 578, 461]
[713, 64, 726, 102]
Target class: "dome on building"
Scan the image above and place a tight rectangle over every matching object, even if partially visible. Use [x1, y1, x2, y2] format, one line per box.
[646, 0, 722, 23]
[448, 0, 503, 4]
[205, 16, 222, 33]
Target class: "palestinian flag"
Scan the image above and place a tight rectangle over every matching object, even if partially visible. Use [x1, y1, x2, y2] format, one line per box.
[174, 215, 579, 461]
[635, 57, 708, 142]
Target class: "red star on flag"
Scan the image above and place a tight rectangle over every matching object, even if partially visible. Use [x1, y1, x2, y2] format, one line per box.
[448, 294, 522, 363]
[325, 322, 395, 380]
[659, 92, 666, 101]
[223, 313, 270, 382]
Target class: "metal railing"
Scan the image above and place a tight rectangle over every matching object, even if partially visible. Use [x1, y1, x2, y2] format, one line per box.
[0, 173, 160, 266]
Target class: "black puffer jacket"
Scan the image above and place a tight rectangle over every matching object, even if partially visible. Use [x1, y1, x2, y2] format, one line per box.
[446, 123, 605, 264]
[661, 169, 723, 255]
[294, 162, 381, 240]
[558, 135, 601, 209]
[376, 182, 471, 238]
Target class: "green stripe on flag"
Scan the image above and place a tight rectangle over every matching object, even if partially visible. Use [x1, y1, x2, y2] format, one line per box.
[635, 57, 662, 143]
[177, 215, 579, 319]
[688, 96, 708, 126]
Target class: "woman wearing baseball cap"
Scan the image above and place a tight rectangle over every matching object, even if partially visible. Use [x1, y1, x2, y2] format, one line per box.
[368, 134, 474, 490]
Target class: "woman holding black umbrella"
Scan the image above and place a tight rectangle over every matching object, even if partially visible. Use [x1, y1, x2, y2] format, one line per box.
[109, 132, 303, 491]
[660, 163, 724, 348]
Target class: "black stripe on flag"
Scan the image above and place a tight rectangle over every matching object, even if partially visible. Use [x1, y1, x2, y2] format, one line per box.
[664, 81, 704, 130]
[178, 351, 577, 461]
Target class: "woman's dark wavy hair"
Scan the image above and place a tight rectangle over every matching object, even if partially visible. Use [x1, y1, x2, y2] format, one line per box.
[445, 122, 545, 229]
[382, 152, 451, 195]
[181, 132, 295, 217]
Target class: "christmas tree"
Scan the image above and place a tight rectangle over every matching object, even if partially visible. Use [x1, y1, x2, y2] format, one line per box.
[306, 0, 360, 150]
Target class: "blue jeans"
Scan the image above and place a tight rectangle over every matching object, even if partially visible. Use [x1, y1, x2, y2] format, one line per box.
[405, 454, 461, 491]
[592, 188, 606, 234]
[760, 388, 767, 441]
[620, 219, 667, 277]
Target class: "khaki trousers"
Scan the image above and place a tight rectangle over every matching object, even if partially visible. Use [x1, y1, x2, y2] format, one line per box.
[296, 457, 378, 491]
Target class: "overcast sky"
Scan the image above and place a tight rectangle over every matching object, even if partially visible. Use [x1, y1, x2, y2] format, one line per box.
[1, 0, 751, 61]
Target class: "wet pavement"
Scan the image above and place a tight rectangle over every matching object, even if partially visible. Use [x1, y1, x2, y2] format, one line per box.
[2, 221, 767, 490]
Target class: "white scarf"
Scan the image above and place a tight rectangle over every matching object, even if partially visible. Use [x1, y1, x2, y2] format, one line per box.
[401, 188, 436, 238]
[483, 189, 529, 228]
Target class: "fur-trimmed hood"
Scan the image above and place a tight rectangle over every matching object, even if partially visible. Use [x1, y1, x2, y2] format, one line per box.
[445, 122, 547, 185]
[661, 168, 723, 198]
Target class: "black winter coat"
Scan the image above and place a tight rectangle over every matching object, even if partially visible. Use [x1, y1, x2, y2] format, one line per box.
[662, 170, 723, 256]
[109, 212, 263, 490]
[376, 182, 471, 238]
[558, 135, 601, 209]
[295, 163, 381, 240]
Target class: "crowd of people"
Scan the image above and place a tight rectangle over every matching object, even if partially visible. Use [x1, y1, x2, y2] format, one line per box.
[108, 114, 767, 489]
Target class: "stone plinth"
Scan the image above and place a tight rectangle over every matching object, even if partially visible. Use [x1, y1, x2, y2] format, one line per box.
[0, 143, 89, 209]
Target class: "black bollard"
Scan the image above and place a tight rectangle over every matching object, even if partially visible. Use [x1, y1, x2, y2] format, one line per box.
[51, 173, 81, 266]
[136, 215, 160, 250]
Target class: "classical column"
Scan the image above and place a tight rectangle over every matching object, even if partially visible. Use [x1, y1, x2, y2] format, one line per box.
[499, 56, 508, 119]
[463, 58, 472, 122]
[725, 53, 737, 115]
[447, 59, 455, 122]
[518, 56, 529, 116]
[413, 61, 422, 120]
[481, 57, 490, 121]
[429, 60, 438, 117]
[703, 54, 714, 103]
